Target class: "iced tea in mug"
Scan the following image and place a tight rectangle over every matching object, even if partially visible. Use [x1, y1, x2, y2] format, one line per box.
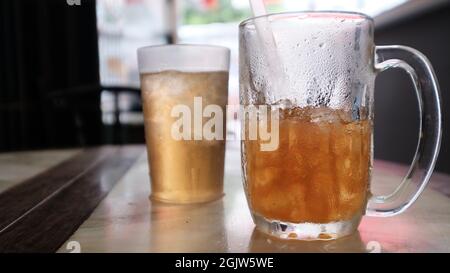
[240, 12, 441, 240]
[137, 45, 230, 204]
[244, 107, 371, 224]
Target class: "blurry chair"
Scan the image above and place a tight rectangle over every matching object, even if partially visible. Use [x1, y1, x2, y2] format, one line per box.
[0, 0, 145, 152]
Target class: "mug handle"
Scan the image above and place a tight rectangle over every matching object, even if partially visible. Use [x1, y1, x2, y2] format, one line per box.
[366, 45, 442, 217]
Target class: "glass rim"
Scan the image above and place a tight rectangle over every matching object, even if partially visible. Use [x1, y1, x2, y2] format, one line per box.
[239, 10, 374, 28]
[137, 43, 230, 73]
[137, 43, 230, 54]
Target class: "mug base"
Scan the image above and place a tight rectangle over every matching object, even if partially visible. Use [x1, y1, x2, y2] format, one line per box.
[252, 213, 362, 240]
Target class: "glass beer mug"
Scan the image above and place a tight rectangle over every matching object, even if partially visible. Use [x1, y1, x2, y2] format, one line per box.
[239, 12, 442, 240]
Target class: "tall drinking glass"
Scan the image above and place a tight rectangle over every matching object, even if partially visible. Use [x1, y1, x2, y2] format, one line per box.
[138, 45, 230, 204]
[239, 12, 442, 240]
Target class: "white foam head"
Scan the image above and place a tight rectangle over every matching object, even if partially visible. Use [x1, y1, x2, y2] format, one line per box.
[240, 11, 375, 108]
[137, 44, 230, 74]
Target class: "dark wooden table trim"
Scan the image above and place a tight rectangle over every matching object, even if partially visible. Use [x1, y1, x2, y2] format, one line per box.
[0, 147, 111, 232]
[0, 145, 143, 253]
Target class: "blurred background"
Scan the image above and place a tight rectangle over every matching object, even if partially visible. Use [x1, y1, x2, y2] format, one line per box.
[0, 0, 449, 173]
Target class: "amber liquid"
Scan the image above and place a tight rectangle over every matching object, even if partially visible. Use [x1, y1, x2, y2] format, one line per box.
[243, 107, 371, 223]
[140, 71, 228, 203]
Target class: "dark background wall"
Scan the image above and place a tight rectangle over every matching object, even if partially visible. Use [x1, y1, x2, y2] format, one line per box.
[0, 0, 101, 151]
[374, 4, 450, 174]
